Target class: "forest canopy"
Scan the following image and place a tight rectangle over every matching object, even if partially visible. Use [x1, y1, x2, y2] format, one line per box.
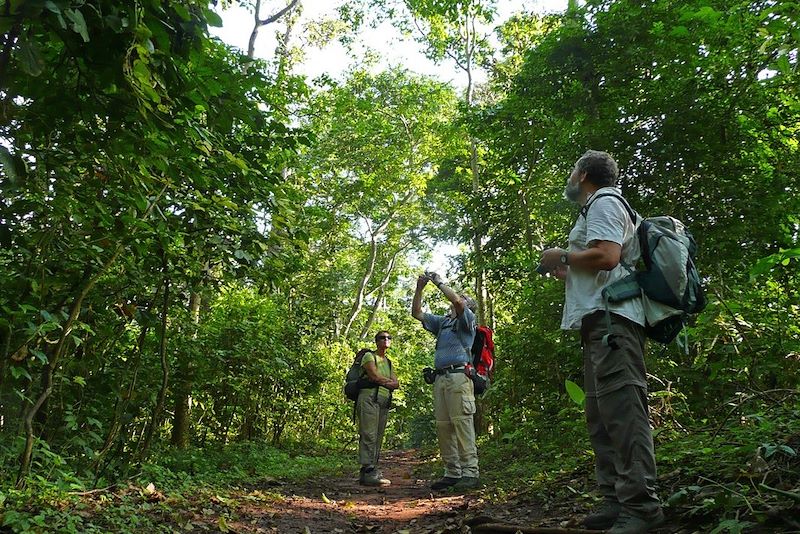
[0, 0, 798, 532]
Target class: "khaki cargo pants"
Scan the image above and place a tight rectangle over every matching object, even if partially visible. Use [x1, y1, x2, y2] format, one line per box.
[357, 388, 390, 468]
[433, 371, 479, 478]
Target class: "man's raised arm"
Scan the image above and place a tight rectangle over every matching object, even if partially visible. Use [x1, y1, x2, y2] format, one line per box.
[412, 275, 428, 320]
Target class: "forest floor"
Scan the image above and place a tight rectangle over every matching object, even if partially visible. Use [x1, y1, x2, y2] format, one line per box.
[156, 449, 676, 534]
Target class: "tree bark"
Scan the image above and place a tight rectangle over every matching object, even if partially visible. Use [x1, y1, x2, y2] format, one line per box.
[341, 195, 411, 338]
[16, 248, 123, 487]
[171, 289, 199, 448]
[359, 246, 404, 339]
[137, 268, 170, 459]
[247, 0, 302, 59]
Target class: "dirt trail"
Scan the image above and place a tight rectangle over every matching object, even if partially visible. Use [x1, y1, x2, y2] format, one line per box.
[228, 449, 481, 533]
[185, 448, 796, 534]
[221, 449, 590, 534]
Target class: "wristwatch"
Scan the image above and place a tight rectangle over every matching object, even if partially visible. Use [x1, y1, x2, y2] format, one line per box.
[560, 252, 570, 265]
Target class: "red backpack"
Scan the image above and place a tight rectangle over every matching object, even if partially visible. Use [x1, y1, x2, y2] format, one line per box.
[466, 325, 495, 395]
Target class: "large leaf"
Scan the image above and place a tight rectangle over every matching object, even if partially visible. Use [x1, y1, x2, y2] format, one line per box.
[17, 37, 44, 76]
[0, 146, 27, 187]
[565, 379, 585, 407]
[65, 8, 90, 42]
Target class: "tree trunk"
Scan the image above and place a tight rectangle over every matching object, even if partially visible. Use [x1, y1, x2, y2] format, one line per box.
[359, 246, 403, 339]
[16, 247, 123, 488]
[138, 269, 171, 458]
[91, 324, 150, 482]
[171, 289, 199, 448]
[342, 235, 379, 338]
[247, 0, 302, 59]
[0, 325, 10, 434]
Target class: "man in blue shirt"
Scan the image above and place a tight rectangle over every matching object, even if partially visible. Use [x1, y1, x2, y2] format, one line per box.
[412, 271, 480, 491]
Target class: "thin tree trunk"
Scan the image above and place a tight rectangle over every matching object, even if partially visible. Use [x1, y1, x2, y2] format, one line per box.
[92, 284, 162, 480]
[91, 325, 149, 481]
[359, 246, 404, 339]
[342, 193, 413, 338]
[342, 235, 379, 338]
[138, 269, 171, 457]
[15, 185, 166, 487]
[0, 325, 10, 433]
[16, 248, 122, 487]
[171, 289, 199, 448]
[247, 0, 301, 59]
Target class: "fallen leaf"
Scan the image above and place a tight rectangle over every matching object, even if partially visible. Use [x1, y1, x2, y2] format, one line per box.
[321, 493, 332, 504]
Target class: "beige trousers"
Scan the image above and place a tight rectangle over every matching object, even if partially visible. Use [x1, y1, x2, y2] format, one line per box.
[433, 372, 479, 478]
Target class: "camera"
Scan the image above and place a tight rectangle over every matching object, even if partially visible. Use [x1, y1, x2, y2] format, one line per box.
[422, 367, 436, 385]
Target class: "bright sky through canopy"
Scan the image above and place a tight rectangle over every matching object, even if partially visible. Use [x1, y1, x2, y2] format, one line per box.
[213, 0, 568, 85]
[212, 0, 569, 274]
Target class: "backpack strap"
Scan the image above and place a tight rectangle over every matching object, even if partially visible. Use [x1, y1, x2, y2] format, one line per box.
[582, 193, 638, 350]
[580, 192, 637, 224]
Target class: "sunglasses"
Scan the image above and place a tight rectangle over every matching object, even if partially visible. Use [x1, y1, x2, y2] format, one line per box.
[377, 336, 392, 340]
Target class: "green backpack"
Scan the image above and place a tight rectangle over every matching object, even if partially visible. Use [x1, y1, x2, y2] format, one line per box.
[343, 350, 392, 401]
[581, 193, 707, 345]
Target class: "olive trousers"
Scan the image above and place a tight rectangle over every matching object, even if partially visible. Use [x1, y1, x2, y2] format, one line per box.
[581, 311, 662, 518]
[357, 389, 390, 469]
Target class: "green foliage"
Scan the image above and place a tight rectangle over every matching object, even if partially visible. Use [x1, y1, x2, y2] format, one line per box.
[564, 380, 585, 407]
[0, 442, 346, 534]
[1, 0, 799, 530]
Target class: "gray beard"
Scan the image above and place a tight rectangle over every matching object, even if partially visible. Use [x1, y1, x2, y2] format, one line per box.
[564, 181, 581, 203]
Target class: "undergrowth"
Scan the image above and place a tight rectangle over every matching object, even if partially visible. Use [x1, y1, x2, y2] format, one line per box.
[0, 442, 349, 533]
[479, 397, 800, 533]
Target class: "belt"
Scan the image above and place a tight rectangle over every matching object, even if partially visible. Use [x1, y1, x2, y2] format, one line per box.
[434, 364, 466, 376]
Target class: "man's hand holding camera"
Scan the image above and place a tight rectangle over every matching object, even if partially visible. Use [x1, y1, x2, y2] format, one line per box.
[423, 271, 446, 287]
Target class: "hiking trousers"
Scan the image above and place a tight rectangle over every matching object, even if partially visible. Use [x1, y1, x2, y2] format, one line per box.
[581, 311, 661, 519]
[433, 371, 479, 478]
[357, 389, 390, 468]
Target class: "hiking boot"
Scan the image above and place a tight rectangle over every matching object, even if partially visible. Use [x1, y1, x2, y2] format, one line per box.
[430, 476, 461, 491]
[360, 468, 391, 487]
[451, 476, 481, 491]
[607, 509, 665, 534]
[582, 500, 621, 530]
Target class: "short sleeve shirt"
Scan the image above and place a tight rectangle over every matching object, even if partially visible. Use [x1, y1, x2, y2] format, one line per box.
[420, 308, 477, 369]
[361, 352, 392, 401]
[561, 187, 644, 330]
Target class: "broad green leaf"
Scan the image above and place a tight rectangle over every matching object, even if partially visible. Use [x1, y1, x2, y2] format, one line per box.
[10, 366, 32, 381]
[174, 5, 191, 21]
[669, 25, 690, 38]
[204, 8, 223, 27]
[30, 349, 48, 364]
[776, 55, 791, 75]
[17, 38, 44, 76]
[65, 8, 90, 42]
[0, 146, 18, 184]
[565, 379, 585, 407]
